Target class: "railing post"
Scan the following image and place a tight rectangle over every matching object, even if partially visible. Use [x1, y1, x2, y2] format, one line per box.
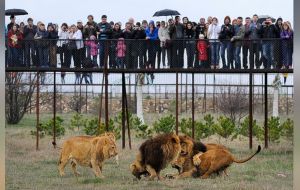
[36, 71, 40, 151]
[104, 41, 109, 131]
[249, 71, 253, 149]
[176, 72, 179, 135]
[192, 73, 195, 139]
[53, 71, 56, 149]
[264, 72, 268, 149]
[122, 72, 126, 149]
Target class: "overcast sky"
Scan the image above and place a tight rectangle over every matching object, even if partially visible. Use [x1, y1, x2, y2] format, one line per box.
[5, 0, 293, 27]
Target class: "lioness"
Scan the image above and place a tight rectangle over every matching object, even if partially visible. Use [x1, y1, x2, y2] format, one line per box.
[130, 133, 181, 180]
[58, 135, 118, 178]
[170, 135, 228, 178]
[193, 145, 261, 179]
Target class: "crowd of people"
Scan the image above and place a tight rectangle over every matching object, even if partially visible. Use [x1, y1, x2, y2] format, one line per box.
[5, 14, 294, 72]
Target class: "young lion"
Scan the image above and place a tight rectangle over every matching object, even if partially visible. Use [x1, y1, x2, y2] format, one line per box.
[193, 145, 261, 179]
[130, 133, 181, 180]
[58, 135, 118, 178]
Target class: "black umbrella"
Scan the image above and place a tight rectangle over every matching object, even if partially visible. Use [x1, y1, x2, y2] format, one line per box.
[257, 15, 276, 24]
[5, 9, 28, 16]
[153, 9, 180, 17]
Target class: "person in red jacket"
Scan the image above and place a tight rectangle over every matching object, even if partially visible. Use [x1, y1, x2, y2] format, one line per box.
[197, 34, 209, 68]
[7, 24, 24, 67]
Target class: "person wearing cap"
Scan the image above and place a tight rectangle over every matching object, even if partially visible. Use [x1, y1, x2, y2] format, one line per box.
[96, 15, 112, 68]
[23, 18, 38, 67]
[146, 20, 158, 69]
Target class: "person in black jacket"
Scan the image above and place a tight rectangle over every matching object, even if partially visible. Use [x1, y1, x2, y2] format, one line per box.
[23, 18, 37, 67]
[184, 22, 196, 68]
[219, 16, 234, 69]
[123, 22, 134, 68]
[96, 15, 112, 68]
[133, 22, 146, 68]
[259, 17, 278, 68]
[47, 23, 58, 67]
[110, 23, 123, 68]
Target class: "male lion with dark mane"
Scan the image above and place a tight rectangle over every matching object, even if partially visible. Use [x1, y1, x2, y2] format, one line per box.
[130, 133, 181, 180]
[58, 134, 118, 178]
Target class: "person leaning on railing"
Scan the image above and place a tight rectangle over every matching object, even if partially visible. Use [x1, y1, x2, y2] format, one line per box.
[145, 20, 158, 69]
[133, 22, 147, 69]
[158, 21, 171, 69]
[7, 24, 23, 67]
[122, 22, 134, 69]
[194, 18, 207, 68]
[110, 22, 123, 69]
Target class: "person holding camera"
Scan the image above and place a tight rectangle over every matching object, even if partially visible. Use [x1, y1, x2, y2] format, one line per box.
[258, 17, 277, 69]
[23, 18, 37, 67]
[249, 14, 262, 69]
[83, 15, 98, 58]
[158, 21, 171, 68]
[219, 16, 234, 69]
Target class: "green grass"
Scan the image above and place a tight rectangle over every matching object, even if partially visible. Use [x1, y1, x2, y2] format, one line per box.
[5, 114, 293, 190]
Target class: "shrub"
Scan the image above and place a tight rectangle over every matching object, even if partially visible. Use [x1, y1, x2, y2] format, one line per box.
[237, 116, 263, 140]
[268, 116, 282, 143]
[281, 118, 293, 141]
[179, 117, 214, 140]
[83, 117, 121, 139]
[31, 116, 65, 138]
[69, 113, 86, 131]
[214, 116, 236, 140]
[179, 118, 193, 136]
[134, 117, 153, 138]
[153, 114, 176, 134]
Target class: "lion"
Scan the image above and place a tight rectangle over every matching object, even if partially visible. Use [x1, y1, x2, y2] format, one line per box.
[69, 132, 119, 165]
[193, 145, 261, 179]
[130, 133, 181, 180]
[169, 135, 228, 179]
[58, 135, 118, 178]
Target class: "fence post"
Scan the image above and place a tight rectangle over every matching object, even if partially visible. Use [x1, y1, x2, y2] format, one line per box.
[104, 41, 109, 131]
[53, 71, 57, 149]
[249, 72, 253, 149]
[122, 72, 126, 149]
[176, 72, 179, 135]
[192, 73, 195, 139]
[36, 71, 40, 151]
[186, 73, 188, 114]
[264, 72, 268, 148]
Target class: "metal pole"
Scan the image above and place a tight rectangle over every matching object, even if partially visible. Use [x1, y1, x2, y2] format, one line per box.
[86, 84, 88, 114]
[203, 74, 207, 113]
[181, 73, 183, 113]
[176, 72, 179, 135]
[36, 72, 40, 151]
[155, 85, 157, 113]
[122, 73, 126, 149]
[264, 73, 268, 148]
[124, 85, 132, 149]
[53, 71, 57, 149]
[249, 72, 253, 149]
[185, 73, 188, 114]
[98, 74, 105, 133]
[192, 73, 195, 139]
[213, 74, 216, 113]
[104, 41, 109, 131]
[286, 86, 289, 115]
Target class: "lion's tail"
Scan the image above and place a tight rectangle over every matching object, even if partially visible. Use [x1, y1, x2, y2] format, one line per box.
[233, 145, 261, 164]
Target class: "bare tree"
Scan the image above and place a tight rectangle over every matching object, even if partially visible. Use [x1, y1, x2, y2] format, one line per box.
[5, 72, 37, 124]
[217, 86, 249, 125]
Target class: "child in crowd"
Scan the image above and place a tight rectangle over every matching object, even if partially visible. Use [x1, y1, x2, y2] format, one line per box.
[116, 38, 126, 68]
[197, 34, 209, 68]
[84, 35, 99, 67]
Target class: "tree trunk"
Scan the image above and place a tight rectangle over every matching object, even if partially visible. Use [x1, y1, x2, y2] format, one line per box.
[273, 88, 279, 117]
[136, 74, 144, 124]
